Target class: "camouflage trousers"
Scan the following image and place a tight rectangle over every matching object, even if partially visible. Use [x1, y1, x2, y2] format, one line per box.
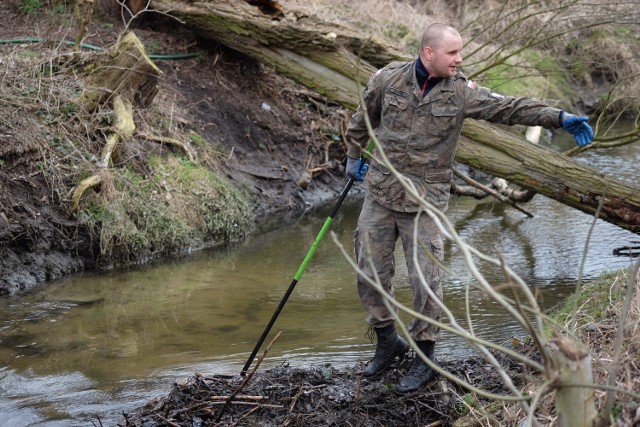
[354, 197, 444, 342]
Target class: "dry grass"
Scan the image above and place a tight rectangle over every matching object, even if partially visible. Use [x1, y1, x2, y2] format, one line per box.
[0, 42, 253, 267]
[489, 269, 640, 426]
[0, 48, 95, 194]
[588, 269, 640, 426]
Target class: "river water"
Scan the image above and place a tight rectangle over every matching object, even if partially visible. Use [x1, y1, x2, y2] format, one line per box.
[1, 137, 638, 426]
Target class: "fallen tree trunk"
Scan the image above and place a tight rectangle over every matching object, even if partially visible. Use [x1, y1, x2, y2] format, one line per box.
[152, 0, 403, 109]
[151, 0, 640, 233]
[457, 123, 640, 233]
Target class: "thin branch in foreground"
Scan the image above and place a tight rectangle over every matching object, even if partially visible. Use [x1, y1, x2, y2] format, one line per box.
[601, 256, 640, 421]
[331, 232, 541, 400]
[569, 195, 605, 333]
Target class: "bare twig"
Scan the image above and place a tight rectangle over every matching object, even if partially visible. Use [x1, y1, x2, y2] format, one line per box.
[289, 382, 304, 412]
[228, 406, 261, 427]
[119, 0, 185, 31]
[601, 257, 640, 419]
[569, 195, 605, 333]
[73, 0, 95, 53]
[209, 395, 266, 401]
[209, 401, 283, 408]
[138, 132, 196, 163]
[452, 168, 533, 217]
[153, 414, 180, 427]
[215, 331, 282, 422]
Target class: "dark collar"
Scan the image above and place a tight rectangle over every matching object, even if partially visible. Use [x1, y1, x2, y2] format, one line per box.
[415, 57, 429, 83]
[415, 58, 443, 95]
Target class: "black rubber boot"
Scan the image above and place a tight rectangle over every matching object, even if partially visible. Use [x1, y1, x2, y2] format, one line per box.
[363, 324, 409, 377]
[395, 340, 436, 394]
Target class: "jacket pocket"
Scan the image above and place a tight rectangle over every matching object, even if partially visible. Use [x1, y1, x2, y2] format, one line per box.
[431, 104, 458, 117]
[427, 104, 458, 138]
[382, 89, 410, 131]
[423, 170, 452, 211]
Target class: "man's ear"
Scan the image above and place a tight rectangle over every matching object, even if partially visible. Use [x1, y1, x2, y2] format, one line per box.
[423, 46, 433, 61]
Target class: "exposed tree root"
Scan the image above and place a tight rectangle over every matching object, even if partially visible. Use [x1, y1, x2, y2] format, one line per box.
[138, 132, 196, 163]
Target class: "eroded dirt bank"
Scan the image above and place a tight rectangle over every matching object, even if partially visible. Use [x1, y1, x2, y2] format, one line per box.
[0, 8, 357, 296]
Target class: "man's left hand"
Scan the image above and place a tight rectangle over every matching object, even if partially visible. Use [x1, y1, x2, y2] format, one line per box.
[346, 156, 368, 181]
[562, 112, 594, 147]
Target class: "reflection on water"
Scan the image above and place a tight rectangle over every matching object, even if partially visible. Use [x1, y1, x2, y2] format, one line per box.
[1, 139, 638, 425]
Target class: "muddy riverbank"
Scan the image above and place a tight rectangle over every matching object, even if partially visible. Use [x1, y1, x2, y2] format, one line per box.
[0, 5, 359, 296]
[119, 351, 528, 427]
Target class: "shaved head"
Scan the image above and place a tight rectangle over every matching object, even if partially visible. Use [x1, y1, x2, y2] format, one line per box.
[419, 23, 460, 52]
[419, 23, 463, 78]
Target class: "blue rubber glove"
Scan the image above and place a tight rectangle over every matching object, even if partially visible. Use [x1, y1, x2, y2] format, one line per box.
[346, 156, 368, 181]
[561, 111, 594, 147]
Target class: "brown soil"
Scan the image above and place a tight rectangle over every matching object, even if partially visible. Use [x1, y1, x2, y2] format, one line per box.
[0, 4, 357, 295]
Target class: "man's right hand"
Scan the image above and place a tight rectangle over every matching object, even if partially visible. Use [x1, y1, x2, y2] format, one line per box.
[346, 156, 368, 181]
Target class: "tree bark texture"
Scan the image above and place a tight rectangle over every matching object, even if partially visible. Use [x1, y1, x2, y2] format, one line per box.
[457, 124, 640, 233]
[152, 0, 640, 233]
[152, 0, 406, 109]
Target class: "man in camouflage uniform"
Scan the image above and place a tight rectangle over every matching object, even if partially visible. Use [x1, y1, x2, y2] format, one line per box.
[345, 23, 593, 394]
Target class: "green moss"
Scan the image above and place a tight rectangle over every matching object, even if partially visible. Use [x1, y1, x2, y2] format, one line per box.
[521, 50, 566, 89]
[385, 24, 411, 43]
[59, 102, 79, 118]
[481, 63, 528, 95]
[158, 156, 254, 241]
[18, 50, 40, 58]
[144, 40, 161, 54]
[611, 25, 637, 41]
[453, 393, 479, 416]
[50, 2, 69, 14]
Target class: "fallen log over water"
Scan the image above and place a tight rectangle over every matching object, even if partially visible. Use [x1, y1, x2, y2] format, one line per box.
[150, 0, 640, 233]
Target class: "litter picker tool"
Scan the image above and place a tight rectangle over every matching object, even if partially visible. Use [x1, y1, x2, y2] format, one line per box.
[240, 144, 373, 376]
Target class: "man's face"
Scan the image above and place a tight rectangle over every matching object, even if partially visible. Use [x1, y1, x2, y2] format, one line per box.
[424, 32, 463, 78]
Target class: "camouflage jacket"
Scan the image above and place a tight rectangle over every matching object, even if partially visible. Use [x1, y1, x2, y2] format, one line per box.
[345, 59, 563, 212]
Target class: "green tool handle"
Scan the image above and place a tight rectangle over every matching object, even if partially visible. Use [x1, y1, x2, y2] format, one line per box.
[240, 142, 374, 376]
